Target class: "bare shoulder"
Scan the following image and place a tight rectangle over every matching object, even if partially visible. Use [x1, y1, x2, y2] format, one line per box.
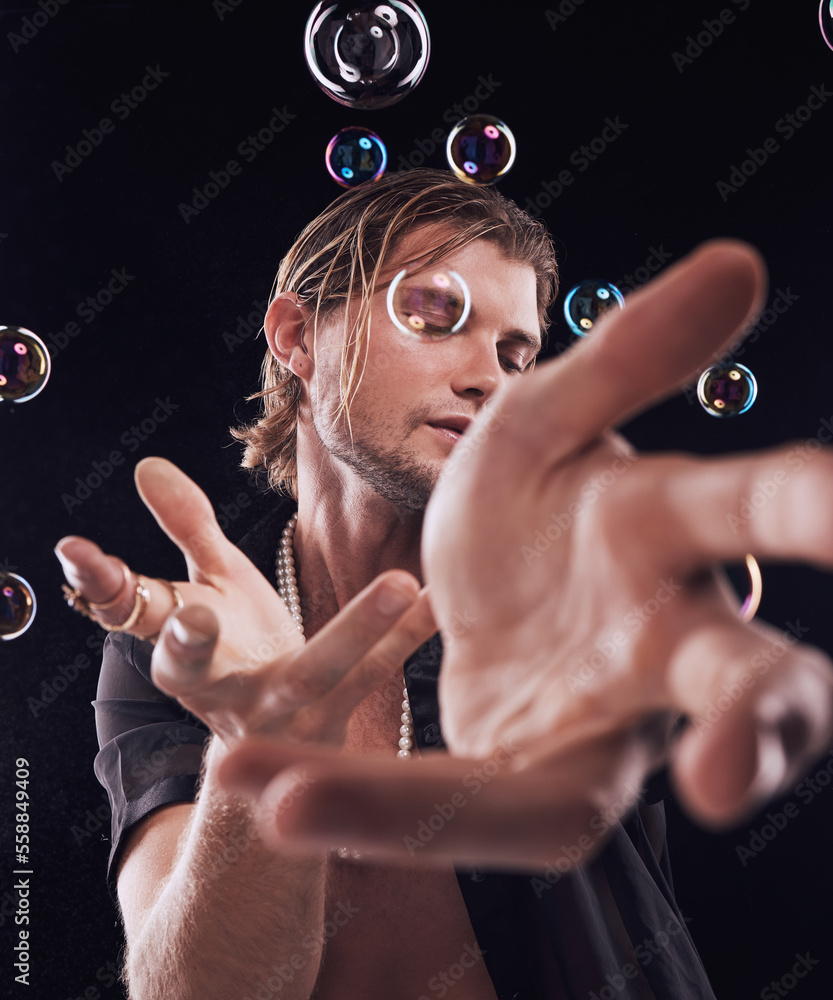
[117, 802, 194, 941]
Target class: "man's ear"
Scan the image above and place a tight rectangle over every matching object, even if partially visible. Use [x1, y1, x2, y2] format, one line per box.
[264, 293, 313, 379]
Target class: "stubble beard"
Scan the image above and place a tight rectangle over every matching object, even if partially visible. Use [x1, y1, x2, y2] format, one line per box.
[312, 402, 439, 512]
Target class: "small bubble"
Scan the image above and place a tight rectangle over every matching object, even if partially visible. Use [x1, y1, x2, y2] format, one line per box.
[697, 363, 758, 417]
[821, 0, 833, 51]
[0, 572, 36, 641]
[563, 280, 625, 337]
[304, 1, 430, 110]
[387, 266, 471, 338]
[446, 115, 516, 185]
[0, 326, 51, 402]
[325, 126, 387, 187]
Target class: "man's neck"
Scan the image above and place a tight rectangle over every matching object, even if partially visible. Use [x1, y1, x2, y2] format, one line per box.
[291, 465, 425, 639]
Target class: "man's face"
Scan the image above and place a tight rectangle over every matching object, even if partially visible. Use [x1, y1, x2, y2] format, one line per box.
[307, 231, 541, 511]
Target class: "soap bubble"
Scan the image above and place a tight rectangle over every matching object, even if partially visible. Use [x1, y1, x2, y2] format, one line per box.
[0, 572, 36, 640]
[387, 266, 471, 337]
[304, 1, 430, 110]
[697, 363, 758, 417]
[821, 0, 833, 51]
[563, 280, 625, 336]
[0, 326, 51, 402]
[446, 115, 516, 185]
[326, 127, 387, 187]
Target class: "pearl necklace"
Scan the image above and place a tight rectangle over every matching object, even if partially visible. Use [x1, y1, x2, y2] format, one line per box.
[275, 511, 415, 759]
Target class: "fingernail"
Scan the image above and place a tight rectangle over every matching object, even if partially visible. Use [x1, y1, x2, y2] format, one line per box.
[376, 584, 413, 616]
[747, 724, 789, 807]
[170, 616, 214, 649]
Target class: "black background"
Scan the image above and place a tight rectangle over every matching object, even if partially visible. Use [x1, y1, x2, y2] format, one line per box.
[2, 1, 833, 997]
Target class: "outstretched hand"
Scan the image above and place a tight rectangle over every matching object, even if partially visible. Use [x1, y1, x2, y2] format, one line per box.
[218, 240, 833, 867]
[56, 458, 436, 749]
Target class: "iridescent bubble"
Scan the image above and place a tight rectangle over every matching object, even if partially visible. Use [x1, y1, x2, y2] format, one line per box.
[387, 266, 471, 338]
[446, 115, 516, 185]
[563, 280, 625, 337]
[304, 1, 430, 110]
[0, 572, 36, 640]
[325, 127, 387, 187]
[0, 326, 51, 402]
[821, 0, 833, 51]
[697, 363, 758, 417]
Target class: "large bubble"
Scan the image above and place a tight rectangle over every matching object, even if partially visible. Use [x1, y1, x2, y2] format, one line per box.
[563, 280, 625, 337]
[304, 1, 430, 110]
[446, 115, 516, 185]
[326, 127, 387, 187]
[387, 266, 471, 338]
[697, 363, 758, 417]
[0, 326, 51, 402]
[821, 0, 833, 51]
[0, 572, 36, 640]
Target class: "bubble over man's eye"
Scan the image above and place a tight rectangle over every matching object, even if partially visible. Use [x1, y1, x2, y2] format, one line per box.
[387, 267, 471, 338]
[304, 1, 430, 110]
[0, 326, 51, 402]
[563, 280, 625, 337]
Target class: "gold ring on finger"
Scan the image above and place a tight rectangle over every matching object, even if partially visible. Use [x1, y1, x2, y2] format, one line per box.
[739, 554, 762, 623]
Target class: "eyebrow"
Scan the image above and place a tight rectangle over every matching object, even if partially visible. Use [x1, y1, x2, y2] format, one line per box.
[502, 329, 543, 356]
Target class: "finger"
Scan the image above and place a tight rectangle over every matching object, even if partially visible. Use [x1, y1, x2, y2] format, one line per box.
[649, 447, 833, 571]
[151, 604, 220, 699]
[55, 535, 184, 638]
[134, 457, 258, 584]
[666, 615, 833, 826]
[313, 587, 437, 726]
[284, 571, 424, 701]
[55, 536, 126, 605]
[218, 728, 659, 869]
[483, 240, 767, 476]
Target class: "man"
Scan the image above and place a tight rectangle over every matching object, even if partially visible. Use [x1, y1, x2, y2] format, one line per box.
[57, 168, 833, 999]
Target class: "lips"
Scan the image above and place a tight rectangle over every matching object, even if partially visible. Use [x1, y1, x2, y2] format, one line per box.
[427, 415, 472, 436]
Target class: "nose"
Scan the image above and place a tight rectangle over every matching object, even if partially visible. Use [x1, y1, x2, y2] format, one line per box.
[447, 335, 503, 400]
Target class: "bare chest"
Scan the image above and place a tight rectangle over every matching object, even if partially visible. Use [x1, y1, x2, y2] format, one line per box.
[313, 679, 498, 1000]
